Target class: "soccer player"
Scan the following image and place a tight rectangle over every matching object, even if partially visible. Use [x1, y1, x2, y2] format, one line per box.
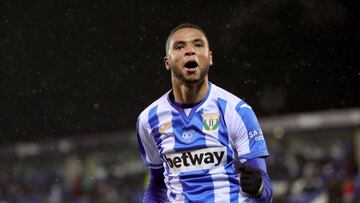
[136, 23, 273, 203]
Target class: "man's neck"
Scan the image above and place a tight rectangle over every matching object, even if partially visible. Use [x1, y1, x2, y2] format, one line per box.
[172, 78, 209, 105]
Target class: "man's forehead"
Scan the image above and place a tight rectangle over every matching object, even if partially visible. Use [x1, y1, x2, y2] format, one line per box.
[170, 28, 208, 44]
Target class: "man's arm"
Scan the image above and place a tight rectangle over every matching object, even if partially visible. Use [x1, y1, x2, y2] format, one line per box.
[235, 158, 273, 202]
[229, 100, 272, 201]
[143, 167, 168, 203]
[136, 116, 168, 202]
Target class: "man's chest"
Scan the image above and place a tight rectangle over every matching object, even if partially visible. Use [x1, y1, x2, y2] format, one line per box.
[150, 108, 230, 154]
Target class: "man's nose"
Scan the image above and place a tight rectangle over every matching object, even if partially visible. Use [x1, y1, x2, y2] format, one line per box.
[185, 46, 195, 56]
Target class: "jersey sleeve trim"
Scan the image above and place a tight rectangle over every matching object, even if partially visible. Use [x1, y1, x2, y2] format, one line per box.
[148, 164, 164, 169]
[238, 150, 269, 162]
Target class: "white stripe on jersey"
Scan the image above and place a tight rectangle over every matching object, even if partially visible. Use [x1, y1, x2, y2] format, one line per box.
[203, 101, 231, 203]
[138, 109, 163, 168]
[156, 99, 186, 202]
[214, 86, 251, 158]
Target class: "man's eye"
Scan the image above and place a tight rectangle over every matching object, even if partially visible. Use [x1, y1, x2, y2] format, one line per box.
[175, 45, 184, 50]
[195, 43, 203, 47]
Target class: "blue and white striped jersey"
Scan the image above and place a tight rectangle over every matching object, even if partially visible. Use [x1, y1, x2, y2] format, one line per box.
[137, 83, 269, 203]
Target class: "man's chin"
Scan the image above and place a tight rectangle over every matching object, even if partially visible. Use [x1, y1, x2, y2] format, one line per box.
[182, 77, 204, 85]
[172, 69, 208, 86]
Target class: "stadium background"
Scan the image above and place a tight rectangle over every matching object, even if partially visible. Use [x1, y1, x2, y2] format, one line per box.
[1, 0, 359, 202]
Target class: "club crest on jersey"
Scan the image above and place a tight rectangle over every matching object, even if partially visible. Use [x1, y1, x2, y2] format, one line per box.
[202, 113, 220, 131]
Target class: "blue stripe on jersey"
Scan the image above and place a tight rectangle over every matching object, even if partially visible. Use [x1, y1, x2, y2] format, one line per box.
[136, 117, 149, 166]
[148, 106, 159, 129]
[217, 98, 240, 202]
[148, 106, 165, 155]
[180, 170, 215, 203]
[172, 108, 215, 202]
[149, 106, 177, 199]
[235, 101, 269, 160]
[171, 109, 207, 152]
[216, 98, 233, 163]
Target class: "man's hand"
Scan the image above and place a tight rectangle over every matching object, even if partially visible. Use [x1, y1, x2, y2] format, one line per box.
[235, 162, 263, 197]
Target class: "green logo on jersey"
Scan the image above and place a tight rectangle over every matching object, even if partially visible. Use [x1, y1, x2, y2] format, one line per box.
[202, 113, 220, 131]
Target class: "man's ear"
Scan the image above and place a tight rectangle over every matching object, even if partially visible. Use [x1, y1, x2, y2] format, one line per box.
[209, 50, 213, 66]
[164, 56, 170, 70]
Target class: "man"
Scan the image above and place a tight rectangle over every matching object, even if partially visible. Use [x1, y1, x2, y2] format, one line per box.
[136, 23, 273, 203]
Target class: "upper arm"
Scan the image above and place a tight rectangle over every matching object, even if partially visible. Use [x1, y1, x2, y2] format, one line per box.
[228, 101, 269, 161]
[136, 116, 163, 169]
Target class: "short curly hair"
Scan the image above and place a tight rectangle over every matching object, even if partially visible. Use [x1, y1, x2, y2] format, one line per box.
[165, 23, 208, 56]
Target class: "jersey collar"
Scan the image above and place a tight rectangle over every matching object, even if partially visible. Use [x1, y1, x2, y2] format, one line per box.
[167, 82, 212, 123]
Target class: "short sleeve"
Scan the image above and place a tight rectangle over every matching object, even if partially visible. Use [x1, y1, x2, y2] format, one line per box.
[229, 101, 269, 162]
[136, 116, 163, 169]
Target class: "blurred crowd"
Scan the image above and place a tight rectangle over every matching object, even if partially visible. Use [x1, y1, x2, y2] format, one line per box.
[0, 155, 145, 203]
[268, 139, 360, 203]
[1, 134, 360, 203]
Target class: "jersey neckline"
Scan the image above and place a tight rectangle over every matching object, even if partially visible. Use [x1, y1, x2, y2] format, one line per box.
[167, 82, 212, 124]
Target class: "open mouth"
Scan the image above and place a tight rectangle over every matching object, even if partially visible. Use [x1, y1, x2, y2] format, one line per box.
[184, 61, 198, 69]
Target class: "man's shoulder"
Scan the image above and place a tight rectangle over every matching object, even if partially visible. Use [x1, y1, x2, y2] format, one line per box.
[211, 83, 243, 106]
[138, 91, 171, 121]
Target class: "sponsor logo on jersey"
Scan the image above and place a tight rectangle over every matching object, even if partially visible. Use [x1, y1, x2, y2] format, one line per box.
[163, 147, 227, 173]
[248, 129, 264, 141]
[159, 121, 172, 133]
[202, 113, 220, 131]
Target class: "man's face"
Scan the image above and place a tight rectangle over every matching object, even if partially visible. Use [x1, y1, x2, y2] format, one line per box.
[164, 28, 213, 85]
